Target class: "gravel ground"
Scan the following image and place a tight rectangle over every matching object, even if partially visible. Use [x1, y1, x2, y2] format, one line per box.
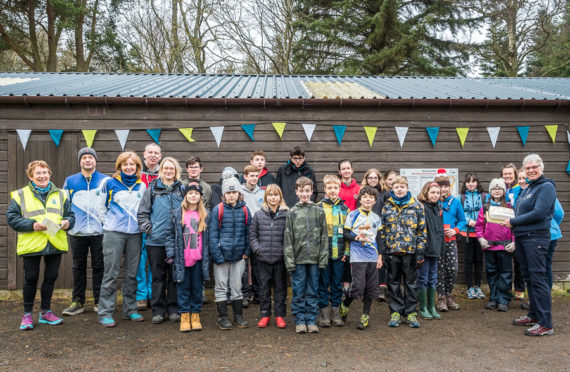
[0, 292, 568, 371]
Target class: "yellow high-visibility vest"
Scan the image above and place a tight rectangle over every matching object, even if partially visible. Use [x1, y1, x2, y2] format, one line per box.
[11, 185, 69, 255]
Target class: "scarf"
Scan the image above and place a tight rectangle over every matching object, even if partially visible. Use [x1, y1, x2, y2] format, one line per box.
[390, 191, 411, 206]
[120, 172, 138, 187]
[32, 182, 50, 194]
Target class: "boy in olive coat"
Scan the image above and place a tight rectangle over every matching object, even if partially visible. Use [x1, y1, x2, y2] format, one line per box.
[284, 177, 328, 334]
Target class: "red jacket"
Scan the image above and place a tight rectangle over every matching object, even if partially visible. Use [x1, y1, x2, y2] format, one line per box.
[339, 179, 360, 211]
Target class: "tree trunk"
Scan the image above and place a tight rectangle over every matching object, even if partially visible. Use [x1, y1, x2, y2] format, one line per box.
[46, 1, 58, 71]
[172, 0, 184, 73]
[505, 0, 519, 76]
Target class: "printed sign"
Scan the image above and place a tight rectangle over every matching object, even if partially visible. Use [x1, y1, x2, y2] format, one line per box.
[400, 168, 459, 199]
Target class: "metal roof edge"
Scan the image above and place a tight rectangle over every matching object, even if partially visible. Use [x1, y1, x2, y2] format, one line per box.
[0, 96, 568, 108]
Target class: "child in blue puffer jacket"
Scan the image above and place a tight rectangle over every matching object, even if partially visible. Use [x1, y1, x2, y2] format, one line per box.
[209, 177, 252, 330]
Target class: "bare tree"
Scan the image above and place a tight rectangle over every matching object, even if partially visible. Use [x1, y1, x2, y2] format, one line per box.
[473, 0, 565, 76]
[215, 0, 303, 74]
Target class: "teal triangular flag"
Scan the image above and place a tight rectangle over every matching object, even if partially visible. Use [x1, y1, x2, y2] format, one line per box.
[146, 129, 161, 144]
[426, 127, 439, 147]
[517, 126, 529, 146]
[567, 160, 570, 174]
[333, 125, 346, 146]
[49, 130, 64, 147]
[241, 124, 256, 141]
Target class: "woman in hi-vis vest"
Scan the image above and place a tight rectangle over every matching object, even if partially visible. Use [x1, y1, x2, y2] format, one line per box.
[7, 160, 75, 331]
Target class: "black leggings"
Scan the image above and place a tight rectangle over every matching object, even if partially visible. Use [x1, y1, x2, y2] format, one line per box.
[23, 254, 62, 313]
[462, 236, 483, 288]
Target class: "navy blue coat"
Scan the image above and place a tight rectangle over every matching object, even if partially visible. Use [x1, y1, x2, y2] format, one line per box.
[165, 207, 210, 282]
[209, 200, 252, 264]
[511, 176, 556, 236]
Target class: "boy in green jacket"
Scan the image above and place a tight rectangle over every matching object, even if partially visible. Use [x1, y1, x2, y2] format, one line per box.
[284, 177, 328, 334]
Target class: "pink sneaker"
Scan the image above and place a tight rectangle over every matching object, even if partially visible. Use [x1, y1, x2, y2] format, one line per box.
[39, 310, 63, 325]
[20, 313, 34, 330]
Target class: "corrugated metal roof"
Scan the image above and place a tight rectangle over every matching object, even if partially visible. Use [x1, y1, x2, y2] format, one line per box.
[0, 72, 568, 100]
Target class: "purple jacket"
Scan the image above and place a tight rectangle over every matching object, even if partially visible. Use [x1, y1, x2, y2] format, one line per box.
[475, 207, 514, 251]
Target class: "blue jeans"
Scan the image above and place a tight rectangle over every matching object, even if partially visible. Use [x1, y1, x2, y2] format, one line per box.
[547, 240, 557, 289]
[318, 259, 344, 308]
[485, 250, 512, 305]
[136, 234, 152, 301]
[291, 264, 319, 325]
[417, 257, 438, 290]
[515, 231, 552, 329]
[177, 262, 204, 314]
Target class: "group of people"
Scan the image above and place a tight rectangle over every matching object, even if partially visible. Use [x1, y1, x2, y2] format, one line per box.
[7, 144, 561, 337]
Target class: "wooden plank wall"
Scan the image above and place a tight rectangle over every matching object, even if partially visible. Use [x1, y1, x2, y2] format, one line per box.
[1, 103, 569, 289]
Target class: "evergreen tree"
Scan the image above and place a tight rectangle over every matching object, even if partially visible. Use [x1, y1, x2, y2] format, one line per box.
[293, 0, 478, 75]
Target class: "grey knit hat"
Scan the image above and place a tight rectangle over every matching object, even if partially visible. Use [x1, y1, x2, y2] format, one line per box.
[222, 177, 241, 195]
[78, 147, 98, 164]
[220, 166, 238, 181]
[489, 178, 506, 193]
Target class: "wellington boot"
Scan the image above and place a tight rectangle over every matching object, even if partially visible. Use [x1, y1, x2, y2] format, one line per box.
[418, 289, 433, 319]
[216, 301, 233, 330]
[427, 288, 441, 319]
[232, 300, 249, 328]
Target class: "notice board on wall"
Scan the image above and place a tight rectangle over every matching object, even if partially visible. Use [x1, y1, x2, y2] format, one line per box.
[400, 168, 459, 199]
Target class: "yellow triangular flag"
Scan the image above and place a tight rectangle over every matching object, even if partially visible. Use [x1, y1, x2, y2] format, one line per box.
[82, 130, 97, 147]
[179, 128, 195, 143]
[272, 122, 286, 139]
[545, 125, 558, 143]
[364, 127, 377, 148]
[456, 127, 469, 148]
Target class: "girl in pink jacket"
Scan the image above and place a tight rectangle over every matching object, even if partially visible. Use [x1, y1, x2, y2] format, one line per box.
[475, 178, 514, 312]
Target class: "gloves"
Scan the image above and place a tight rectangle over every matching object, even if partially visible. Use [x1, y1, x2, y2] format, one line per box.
[415, 254, 424, 269]
[164, 257, 174, 265]
[479, 238, 490, 249]
[505, 242, 515, 253]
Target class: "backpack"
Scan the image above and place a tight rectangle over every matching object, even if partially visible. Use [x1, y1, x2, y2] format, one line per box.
[217, 202, 248, 229]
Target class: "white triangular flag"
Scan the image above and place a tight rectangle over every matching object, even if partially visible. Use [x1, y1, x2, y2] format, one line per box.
[210, 126, 224, 148]
[302, 123, 316, 142]
[115, 130, 129, 150]
[567, 130, 570, 145]
[395, 127, 408, 148]
[17, 129, 32, 151]
[487, 127, 500, 148]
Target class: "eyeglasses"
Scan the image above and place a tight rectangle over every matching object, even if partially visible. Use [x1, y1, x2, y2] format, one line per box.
[291, 157, 304, 161]
[187, 166, 200, 170]
[367, 176, 379, 180]
[524, 165, 540, 171]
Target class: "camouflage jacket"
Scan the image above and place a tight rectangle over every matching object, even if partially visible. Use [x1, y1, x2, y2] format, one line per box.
[284, 202, 329, 271]
[380, 195, 427, 255]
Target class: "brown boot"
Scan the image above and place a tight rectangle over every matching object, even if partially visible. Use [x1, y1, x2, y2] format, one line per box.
[446, 295, 460, 310]
[437, 295, 448, 312]
[180, 313, 191, 332]
[191, 313, 202, 331]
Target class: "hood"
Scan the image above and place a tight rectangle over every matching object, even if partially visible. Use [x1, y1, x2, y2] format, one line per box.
[529, 175, 555, 188]
[223, 199, 247, 209]
[240, 184, 263, 194]
[320, 197, 346, 208]
[340, 178, 359, 190]
[285, 160, 308, 175]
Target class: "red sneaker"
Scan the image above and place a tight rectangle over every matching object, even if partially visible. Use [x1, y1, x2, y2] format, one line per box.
[257, 317, 270, 328]
[525, 324, 553, 336]
[276, 317, 287, 329]
[512, 315, 537, 326]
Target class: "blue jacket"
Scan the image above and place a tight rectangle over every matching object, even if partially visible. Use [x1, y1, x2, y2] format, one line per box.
[63, 171, 109, 236]
[165, 207, 210, 282]
[550, 198, 564, 241]
[511, 176, 556, 236]
[461, 190, 483, 234]
[97, 176, 146, 234]
[440, 195, 467, 240]
[137, 179, 184, 246]
[209, 200, 252, 264]
[506, 184, 521, 207]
